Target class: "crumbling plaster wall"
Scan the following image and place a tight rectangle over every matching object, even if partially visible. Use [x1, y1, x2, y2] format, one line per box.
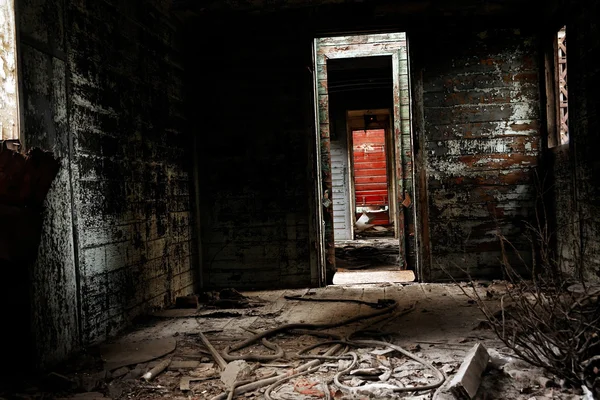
[17, 0, 196, 365]
[19, 0, 79, 368]
[68, 0, 195, 346]
[416, 29, 542, 280]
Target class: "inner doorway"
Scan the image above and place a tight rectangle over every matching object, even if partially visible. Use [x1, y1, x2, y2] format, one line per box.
[313, 33, 417, 286]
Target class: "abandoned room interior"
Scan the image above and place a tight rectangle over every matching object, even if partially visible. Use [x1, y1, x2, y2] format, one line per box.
[1, 0, 600, 398]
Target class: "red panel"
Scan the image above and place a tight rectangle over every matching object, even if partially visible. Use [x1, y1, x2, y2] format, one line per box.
[354, 161, 388, 170]
[354, 168, 388, 177]
[352, 129, 390, 225]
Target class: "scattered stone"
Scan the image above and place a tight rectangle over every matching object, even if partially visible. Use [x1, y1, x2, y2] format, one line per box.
[449, 343, 490, 399]
[441, 364, 456, 375]
[220, 360, 253, 388]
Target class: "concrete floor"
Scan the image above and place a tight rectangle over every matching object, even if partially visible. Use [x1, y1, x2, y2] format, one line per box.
[1, 283, 586, 400]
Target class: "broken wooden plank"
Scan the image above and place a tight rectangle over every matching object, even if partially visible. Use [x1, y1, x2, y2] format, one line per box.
[449, 343, 490, 399]
[199, 331, 228, 370]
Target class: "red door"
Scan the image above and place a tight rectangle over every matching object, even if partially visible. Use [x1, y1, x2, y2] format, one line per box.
[352, 129, 390, 226]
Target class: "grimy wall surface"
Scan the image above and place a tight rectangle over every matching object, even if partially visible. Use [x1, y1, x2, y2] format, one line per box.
[18, 0, 196, 366]
[191, 21, 316, 289]
[552, 0, 600, 282]
[415, 29, 542, 280]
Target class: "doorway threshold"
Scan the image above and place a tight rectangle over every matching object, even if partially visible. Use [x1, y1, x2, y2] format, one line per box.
[332, 269, 415, 285]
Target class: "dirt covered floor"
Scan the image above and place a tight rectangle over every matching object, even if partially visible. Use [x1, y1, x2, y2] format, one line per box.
[0, 283, 589, 400]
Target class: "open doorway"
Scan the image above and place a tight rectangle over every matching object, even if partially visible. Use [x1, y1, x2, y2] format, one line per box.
[313, 33, 417, 285]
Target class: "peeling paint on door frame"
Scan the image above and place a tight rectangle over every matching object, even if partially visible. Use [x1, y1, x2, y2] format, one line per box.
[313, 33, 416, 283]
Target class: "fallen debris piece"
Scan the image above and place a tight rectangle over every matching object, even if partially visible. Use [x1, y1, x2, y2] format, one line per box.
[220, 360, 253, 388]
[168, 360, 200, 370]
[199, 331, 228, 370]
[142, 359, 171, 381]
[99, 337, 177, 371]
[449, 343, 490, 399]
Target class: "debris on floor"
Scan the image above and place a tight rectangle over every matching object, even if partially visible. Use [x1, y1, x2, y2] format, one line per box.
[0, 283, 592, 400]
[335, 238, 401, 269]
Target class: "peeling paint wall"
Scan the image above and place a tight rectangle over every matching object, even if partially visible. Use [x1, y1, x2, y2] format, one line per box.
[418, 29, 542, 280]
[316, 33, 412, 279]
[0, 0, 18, 140]
[19, 0, 79, 368]
[67, 0, 195, 345]
[17, 0, 196, 365]
[548, 145, 579, 276]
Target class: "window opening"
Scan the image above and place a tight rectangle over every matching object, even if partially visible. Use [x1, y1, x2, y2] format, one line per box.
[557, 26, 568, 145]
[0, 0, 19, 142]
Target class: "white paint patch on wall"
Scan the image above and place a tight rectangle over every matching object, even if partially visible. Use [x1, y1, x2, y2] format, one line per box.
[0, 0, 18, 140]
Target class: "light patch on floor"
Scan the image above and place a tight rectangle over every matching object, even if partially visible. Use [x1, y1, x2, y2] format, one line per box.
[333, 269, 415, 284]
